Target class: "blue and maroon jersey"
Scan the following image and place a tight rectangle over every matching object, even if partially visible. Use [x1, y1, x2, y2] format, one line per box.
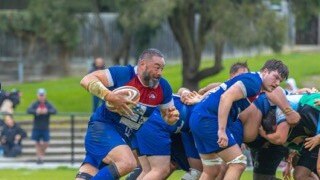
[193, 72, 262, 121]
[89, 65, 173, 134]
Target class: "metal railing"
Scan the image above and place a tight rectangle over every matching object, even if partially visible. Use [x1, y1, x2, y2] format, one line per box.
[0, 112, 91, 164]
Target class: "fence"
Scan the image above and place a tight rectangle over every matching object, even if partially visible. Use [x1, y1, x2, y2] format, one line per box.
[0, 112, 90, 165]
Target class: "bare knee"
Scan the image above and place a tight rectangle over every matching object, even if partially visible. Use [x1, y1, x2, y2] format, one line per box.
[116, 158, 137, 175]
[228, 163, 246, 172]
[152, 165, 171, 178]
[76, 163, 97, 180]
[293, 170, 309, 180]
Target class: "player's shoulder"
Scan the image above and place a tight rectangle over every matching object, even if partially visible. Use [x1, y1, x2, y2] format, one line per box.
[108, 64, 135, 73]
[158, 78, 172, 89]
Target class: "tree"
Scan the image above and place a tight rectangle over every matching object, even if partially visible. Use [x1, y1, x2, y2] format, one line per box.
[168, 0, 287, 90]
[288, 0, 320, 44]
[27, 0, 87, 75]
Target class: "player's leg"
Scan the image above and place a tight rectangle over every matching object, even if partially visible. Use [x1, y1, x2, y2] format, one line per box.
[126, 135, 142, 180]
[293, 147, 318, 180]
[135, 120, 172, 179]
[76, 121, 136, 180]
[190, 113, 229, 179]
[141, 155, 171, 180]
[250, 144, 288, 180]
[180, 131, 202, 180]
[136, 155, 151, 180]
[217, 144, 247, 180]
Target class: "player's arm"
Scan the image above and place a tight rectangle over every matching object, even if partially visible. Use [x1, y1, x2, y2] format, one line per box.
[198, 82, 221, 95]
[259, 121, 290, 145]
[80, 70, 134, 115]
[218, 81, 245, 147]
[80, 70, 112, 100]
[266, 87, 300, 126]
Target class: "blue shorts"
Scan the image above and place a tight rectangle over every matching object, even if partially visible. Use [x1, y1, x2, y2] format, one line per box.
[129, 134, 138, 151]
[83, 121, 126, 168]
[31, 129, 50, 142]
[181, 131, 200, 159]
[228, 119, 243, 146]
[136, 120, 171, 156]
[189, 112, 237, 154]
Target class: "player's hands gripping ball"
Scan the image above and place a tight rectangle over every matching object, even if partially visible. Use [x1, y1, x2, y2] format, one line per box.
[105, 86, 140, 116]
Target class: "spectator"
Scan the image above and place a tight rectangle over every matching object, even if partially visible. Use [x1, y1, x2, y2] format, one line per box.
[27, 88, 57, 164]
[0, 113, 27, 157]
[88, 57, 106, 112]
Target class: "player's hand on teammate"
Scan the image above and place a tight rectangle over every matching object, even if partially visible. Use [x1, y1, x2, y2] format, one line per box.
[163, 107, 179, 125]
[217, 130, 228, 148]
[304, 134, 320, 151]
[106, 91, 136, 116]
[181, 91, 202, 105]
[296, 87, 318, 94]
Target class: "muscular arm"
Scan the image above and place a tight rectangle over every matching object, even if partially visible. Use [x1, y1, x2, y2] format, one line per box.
[266, 87, 300, 126]
[217, 82, 245, 147]
[198, 82, 221, 95]
[260, 122, 290, 145]
[80, 70, 112, 101]
[219, 82, 245, 131]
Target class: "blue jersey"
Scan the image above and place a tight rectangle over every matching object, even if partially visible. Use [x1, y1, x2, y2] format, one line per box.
[143, 95, 194, 134]
[167, 95, 195, 133]
[253, 93, 272, 117]
[193, 72, 262, 120]
[135, 95, 195, 156]
[90, 65, 173, 135]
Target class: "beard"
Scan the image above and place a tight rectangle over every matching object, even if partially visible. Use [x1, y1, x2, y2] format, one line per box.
[142, 70, 160, 88]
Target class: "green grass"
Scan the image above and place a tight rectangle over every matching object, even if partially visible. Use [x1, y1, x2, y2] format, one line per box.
[0, 168, 284, 180]
[3, 52, 320, 114]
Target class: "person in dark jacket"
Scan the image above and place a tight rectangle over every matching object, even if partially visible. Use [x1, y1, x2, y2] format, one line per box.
[88, 57, 106, 112]
[0, 113, 27, 157]
[27, 88, 57, 164]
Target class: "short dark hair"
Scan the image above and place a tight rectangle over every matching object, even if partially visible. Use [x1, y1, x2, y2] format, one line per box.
[138, 48, 164, 61]
[260, 59, 289, 80]
[261, 108, 276, 134]
[229, 61, 249, 75]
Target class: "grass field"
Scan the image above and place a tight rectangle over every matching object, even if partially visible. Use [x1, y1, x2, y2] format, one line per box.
[0, 168, 284, 180]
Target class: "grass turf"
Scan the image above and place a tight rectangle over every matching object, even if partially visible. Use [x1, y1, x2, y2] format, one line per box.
[0, 168, 284, 180]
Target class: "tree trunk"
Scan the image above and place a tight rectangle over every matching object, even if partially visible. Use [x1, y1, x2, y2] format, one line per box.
[112, 31, 132, 65]
[58, 46, 70, 76]
[167, 1, 220, 91]
[92, 0, 110, 55]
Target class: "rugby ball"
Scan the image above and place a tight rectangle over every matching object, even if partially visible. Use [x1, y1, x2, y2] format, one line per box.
[106, 86, 140, 111]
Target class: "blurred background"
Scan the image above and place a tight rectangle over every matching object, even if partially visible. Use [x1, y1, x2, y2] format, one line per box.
[0, 0, 319, 179]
